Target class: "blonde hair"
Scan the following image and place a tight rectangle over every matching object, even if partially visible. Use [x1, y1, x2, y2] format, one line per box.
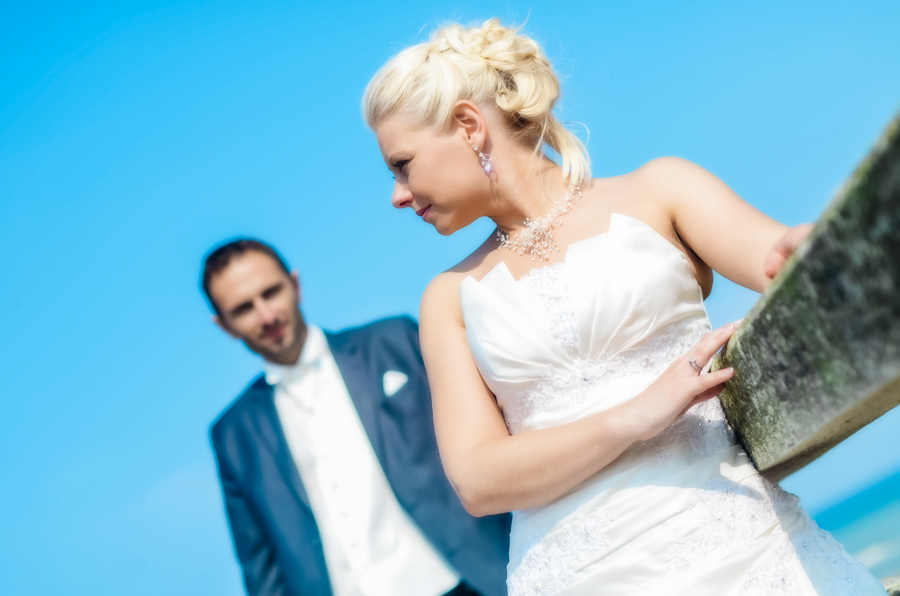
[363, 19, 591, 187]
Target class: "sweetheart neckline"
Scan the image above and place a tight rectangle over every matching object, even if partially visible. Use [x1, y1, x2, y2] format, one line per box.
[462, 213, 690, 286]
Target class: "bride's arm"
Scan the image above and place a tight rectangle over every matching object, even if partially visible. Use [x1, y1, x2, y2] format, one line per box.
[635, 157, 810, 291]
[420, 272, 736, 516]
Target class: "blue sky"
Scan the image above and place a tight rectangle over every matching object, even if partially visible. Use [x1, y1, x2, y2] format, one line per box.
[2, 1, 899, 593]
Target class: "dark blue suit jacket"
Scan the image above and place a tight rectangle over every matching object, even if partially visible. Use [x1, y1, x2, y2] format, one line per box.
[210, 316, 511, 596]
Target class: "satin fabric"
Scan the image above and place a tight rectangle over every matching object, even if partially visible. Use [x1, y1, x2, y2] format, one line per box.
[460, 215, 885, 596]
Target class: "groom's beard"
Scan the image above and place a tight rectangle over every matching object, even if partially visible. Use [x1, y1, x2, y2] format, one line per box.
[245, 308, 307, 366]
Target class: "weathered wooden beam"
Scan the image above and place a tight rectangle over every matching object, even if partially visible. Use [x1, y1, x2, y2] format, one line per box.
[885, 577, 900, 596]
[713, 111, 900, 482]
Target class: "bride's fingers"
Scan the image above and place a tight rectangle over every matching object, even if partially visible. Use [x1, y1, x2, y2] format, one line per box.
[679, 382, 727, 417]
[693, 367, 733, 392]
[689, 321, 740, 367]
[695, 382, 727, 403]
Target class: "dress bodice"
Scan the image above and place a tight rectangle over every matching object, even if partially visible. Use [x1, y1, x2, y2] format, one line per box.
[460, 213, 711, 434]
[456, 214, 883, 596]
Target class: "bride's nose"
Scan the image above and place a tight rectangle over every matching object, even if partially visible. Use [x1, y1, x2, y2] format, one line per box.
[391, 180, 413, 209]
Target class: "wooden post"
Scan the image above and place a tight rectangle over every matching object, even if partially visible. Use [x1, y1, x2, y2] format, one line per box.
[885, 576, 900, 596]
[713, 112, 900, 482]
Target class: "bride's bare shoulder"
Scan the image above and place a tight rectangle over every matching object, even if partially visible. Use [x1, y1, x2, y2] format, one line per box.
[445, 231, 507, 281]
[605, 155, 701, 187]
[585, 157, 712, 216]
[630, 156, 707, 180]
[629, 157, 718, 202]
[422, 233, 500, 317]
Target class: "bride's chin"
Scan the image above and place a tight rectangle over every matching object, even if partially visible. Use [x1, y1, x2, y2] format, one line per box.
[434, 215, 479, 236]
[432, 219, 457, 236]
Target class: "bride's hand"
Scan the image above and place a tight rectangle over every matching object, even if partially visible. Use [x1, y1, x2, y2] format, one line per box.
[763, 223, 814, 279]
[624, 322, 738, 441]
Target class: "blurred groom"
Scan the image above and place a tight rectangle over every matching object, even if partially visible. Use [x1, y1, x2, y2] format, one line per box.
[202, 238, 510, 596]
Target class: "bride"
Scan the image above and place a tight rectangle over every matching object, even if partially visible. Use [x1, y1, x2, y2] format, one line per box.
[363, 19, 886, 596]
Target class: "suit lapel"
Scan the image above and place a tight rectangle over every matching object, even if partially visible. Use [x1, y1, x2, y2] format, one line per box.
[326, 331, 387, 469]
[248, 380, 313, 510]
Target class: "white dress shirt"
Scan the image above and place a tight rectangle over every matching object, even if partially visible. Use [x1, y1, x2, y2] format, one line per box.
[265, 325, 459, 596]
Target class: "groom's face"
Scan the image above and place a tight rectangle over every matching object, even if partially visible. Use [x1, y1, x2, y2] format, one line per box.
[209, 250, 307, 365]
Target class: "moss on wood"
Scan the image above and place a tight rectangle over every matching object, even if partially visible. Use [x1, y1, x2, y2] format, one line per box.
[885, 576, 900, 596]
[713, 112, 900, 481]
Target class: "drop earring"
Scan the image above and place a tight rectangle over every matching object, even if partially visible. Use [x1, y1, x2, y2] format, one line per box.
[473, 145, 493, 176]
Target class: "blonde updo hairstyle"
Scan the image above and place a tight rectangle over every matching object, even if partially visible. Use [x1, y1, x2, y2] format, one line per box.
[364, 19, 590, 188]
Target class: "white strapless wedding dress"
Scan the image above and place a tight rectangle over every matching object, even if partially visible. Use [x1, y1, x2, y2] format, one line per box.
[459, 214, 886, 596]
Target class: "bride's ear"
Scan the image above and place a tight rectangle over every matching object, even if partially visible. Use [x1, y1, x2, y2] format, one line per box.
[452, 100, 488, 150]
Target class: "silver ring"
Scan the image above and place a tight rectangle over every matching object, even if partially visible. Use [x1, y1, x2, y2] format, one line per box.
[688, 358, 703, 373]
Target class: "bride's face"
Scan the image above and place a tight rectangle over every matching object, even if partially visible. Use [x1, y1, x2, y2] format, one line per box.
[374, 113, 489, 236]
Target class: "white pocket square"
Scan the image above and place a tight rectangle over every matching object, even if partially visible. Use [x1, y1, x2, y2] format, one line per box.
[383, 370, 409, 397]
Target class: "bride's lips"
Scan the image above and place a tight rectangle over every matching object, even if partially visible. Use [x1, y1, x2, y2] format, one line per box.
[416, 205, 431, 220]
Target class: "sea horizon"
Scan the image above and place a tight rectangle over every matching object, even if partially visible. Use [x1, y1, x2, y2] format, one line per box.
[814, 466, 900, 581]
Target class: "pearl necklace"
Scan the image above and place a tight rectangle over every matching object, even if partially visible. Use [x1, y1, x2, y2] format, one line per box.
[496, 186, 582, 262]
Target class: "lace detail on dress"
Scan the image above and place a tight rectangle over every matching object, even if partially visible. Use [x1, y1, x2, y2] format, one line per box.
[744, 515, 886, 596]
[634, 396, 734, 461]
[508, 508, 617, 596]
[516, 262, 579, 357]
[638, 472, 882, 595]
[639, 474, 796, 592]
[497, 322, 706, 434]
[743, 542, 804, 595]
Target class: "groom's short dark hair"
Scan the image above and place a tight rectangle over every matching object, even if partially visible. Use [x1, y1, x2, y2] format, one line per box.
[201, 238, 291, 316]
